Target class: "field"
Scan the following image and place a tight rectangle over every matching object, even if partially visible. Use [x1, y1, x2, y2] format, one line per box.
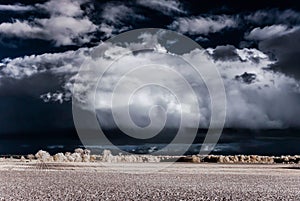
[0, 161, 299, 200]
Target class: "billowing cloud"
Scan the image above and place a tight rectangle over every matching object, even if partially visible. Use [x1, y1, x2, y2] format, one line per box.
[137, 0, 184, 15]
[37, 16, 97, 45]
[209, 45, 240, 61]
[0, 0, 97, 46]
[1, 32, 300, 129]
[0, 46, 91, 103]
[169, 15, 237, 35]
[0, 48, 89, 79]
[245, 25, 300, 41]
[242, 15, 300, 80]
[208, 46, 300, 128]
[259, 29, 300, 79]
[0, 17, 96, 46]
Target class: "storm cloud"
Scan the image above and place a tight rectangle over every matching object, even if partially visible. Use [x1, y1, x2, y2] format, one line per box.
[0, 0, 300, 138]
[1, 31, 300, 129]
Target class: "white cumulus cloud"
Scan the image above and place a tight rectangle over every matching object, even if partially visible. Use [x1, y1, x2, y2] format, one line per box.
[36, 0, 85, 17]
[98, 3, 144, 39]
[0, 4, 34, 11]
[137, 0, 185, 15]
[169, 15, 237, 35]
[245, 25, 300, 41]
[0, 0, 97, 46]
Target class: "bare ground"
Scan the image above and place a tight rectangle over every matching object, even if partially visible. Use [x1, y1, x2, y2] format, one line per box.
[0, 161, 299, 200]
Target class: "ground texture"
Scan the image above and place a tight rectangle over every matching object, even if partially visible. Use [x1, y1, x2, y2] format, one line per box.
[0, 162, 299, 200]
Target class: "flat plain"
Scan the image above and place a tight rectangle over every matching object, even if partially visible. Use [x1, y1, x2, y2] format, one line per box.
[0, 161, 299, 200]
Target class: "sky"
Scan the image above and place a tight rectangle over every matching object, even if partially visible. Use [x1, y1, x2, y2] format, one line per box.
[0, 0, 300, 154]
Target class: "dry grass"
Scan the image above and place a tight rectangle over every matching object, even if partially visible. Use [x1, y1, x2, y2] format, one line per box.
[0, 162, 299, 200]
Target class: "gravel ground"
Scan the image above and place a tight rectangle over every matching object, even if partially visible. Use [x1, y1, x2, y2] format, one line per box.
[0, 162, 299, 200]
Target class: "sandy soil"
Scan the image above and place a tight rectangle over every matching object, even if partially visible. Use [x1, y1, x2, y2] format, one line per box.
[0, 161, 299, 200]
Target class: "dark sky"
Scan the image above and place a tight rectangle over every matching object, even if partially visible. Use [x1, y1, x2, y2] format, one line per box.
[0, 0, 300, 154]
